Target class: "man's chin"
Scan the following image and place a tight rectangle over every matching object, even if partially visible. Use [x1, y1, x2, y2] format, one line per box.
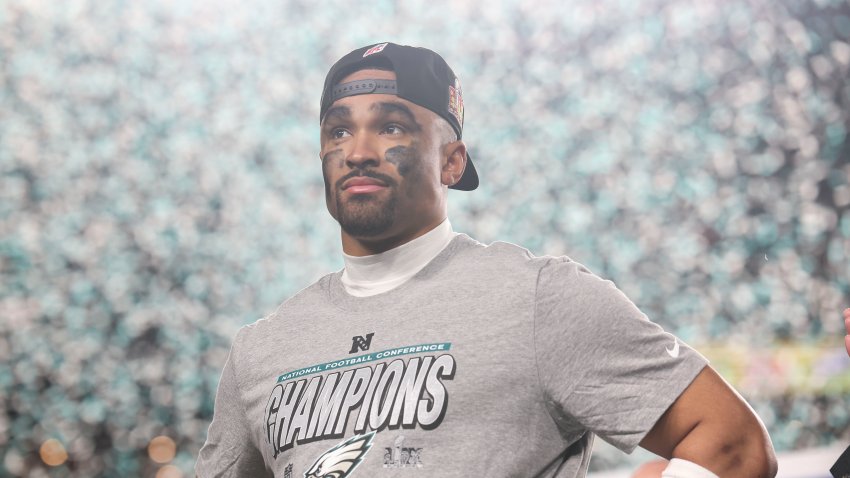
[339, 220, 394, 238]
[337, 207, 395, 238]
[336, 195, 396, 237]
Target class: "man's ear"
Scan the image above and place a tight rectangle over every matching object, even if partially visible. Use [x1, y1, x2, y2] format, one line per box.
[441, 140, 467, 187]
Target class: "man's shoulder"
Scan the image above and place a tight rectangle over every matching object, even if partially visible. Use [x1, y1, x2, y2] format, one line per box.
[237, 271, 338, 335]
[283, 271, 337, 306]
[457, 234, 574, 271]
[444, 235, 591, 294]
[462, 236, 609, 296]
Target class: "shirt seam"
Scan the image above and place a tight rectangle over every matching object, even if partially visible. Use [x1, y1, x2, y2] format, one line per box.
[619, 359, 709, 453]
[532, 258, 562, 428]
[229, 328, 258, 449]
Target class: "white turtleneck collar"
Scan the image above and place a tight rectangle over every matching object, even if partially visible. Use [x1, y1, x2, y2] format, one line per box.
[340, 219, 458, 297]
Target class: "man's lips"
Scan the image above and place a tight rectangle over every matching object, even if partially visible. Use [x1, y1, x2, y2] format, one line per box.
[342, 177, 388, 194]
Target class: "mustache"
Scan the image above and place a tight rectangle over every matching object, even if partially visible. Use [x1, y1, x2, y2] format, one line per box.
[335, 170, 397, 190]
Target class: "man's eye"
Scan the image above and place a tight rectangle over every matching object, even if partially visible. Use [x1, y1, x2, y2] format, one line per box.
[382, 124, 404, 135]
[331, 128, 350, 139]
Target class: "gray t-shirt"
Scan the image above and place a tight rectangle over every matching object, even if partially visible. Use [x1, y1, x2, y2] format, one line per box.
[196, 234, 708, 478]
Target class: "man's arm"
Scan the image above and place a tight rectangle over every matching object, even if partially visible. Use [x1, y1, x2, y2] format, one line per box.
[196, 331, 270, 478]
[638, 366, 777, 477]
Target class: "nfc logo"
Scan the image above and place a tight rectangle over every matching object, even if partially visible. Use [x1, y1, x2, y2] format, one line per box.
[349, 333, 375, 354]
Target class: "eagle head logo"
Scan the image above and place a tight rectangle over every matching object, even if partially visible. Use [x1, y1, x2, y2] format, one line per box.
[303, 432, 375, 478]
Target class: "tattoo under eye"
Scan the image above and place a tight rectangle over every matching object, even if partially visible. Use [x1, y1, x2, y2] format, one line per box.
[384, 143, 418, 177]
[321, 148, 344, 168]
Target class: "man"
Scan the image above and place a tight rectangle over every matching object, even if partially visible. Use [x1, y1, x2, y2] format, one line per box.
[196, 42, 776, 477]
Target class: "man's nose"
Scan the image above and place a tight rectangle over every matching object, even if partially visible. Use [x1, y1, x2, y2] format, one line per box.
[345, 133, 380, 169]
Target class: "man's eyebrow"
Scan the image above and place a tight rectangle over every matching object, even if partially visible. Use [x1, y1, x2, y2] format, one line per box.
[370, 101, 422, 129]
[323, 105, 351, 123]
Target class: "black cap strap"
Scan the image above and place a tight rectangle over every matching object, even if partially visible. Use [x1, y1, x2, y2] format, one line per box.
[331, 79, 398, 102]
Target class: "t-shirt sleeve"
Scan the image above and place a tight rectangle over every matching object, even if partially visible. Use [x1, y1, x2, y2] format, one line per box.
[196, 329, 270, 477]
[533, 257, 709, 453]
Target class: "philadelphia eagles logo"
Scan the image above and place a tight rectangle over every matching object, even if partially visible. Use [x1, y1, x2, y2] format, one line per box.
[304, 432, 375, 478]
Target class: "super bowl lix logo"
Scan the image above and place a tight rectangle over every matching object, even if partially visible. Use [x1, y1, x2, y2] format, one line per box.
[448, 78, 463, 124]
[383, 435, 423, 469]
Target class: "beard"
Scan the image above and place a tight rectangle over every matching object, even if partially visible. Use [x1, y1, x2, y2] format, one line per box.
[334, 188, 398, 237]
[322, 156, 402, 238]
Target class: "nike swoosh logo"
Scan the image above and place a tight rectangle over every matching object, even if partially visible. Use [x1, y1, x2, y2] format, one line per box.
[666, 340, 680, 358]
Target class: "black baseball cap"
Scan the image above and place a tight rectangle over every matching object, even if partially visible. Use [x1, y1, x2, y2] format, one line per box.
[319, 42, 479, 191]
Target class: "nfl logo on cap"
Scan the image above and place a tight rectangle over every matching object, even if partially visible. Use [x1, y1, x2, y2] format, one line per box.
[363, 43, 388, 57]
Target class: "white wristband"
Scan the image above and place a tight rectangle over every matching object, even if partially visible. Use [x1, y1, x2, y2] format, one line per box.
[661, 458, 719, 478]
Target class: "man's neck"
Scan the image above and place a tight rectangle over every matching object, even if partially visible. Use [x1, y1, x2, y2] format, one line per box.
[340, 216, 447, 256]
[340, 219, 457, 297]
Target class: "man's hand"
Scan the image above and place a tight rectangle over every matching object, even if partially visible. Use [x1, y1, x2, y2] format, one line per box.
[639, 366, 777, 477]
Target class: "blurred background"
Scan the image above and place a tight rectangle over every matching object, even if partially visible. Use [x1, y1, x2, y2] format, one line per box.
[1, 0, 849, 476]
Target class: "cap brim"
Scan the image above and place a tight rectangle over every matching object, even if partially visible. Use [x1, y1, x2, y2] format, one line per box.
[449, 152, 478, 191]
